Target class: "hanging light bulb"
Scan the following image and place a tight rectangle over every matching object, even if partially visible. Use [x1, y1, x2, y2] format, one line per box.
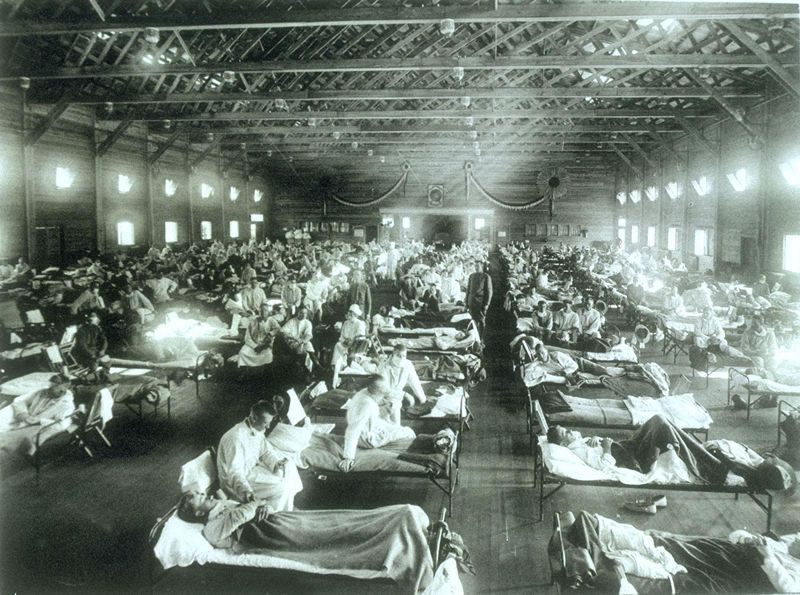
[144, 27, 160, 44]
[162, 119, 172, 129]
[266, 150, 273, 157]
[379, 156, 386, 163]
[19, 77, 30, 90]
[474, 147, 481, 156]
[307, 118, 316, 127]
[473, 141, 480, 150]
[205, 132, 214, 143]
[223, 70, 236, 84]
[439, 18, 455, 36]
[464, 115, 474, 127]
[274, 98, 287, 110]
[103, 101, 114, 113]
[469, 130, 478, 140]
[332, 131, 341, 140]
[351, 141, 359, 150]
[452, 66, 464, 81]
[367, 149, 374, 157]
[461, 95, 471, 108]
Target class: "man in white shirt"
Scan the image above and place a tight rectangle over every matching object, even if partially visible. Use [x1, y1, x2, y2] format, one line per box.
[378, 345, 427, 423]
[241, 278, 267, 317]
[553, 301, 582, 343]
[577, 297, 604, 339]
[304, 269, 329, 322]
[145, 271, 178, 304]
[338, 375, 416, 472]
[216, 400, 302, 511]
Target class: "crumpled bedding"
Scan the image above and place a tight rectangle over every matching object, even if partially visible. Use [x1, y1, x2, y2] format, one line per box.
[540, 439, 744, 486]
[626, 394, 712, 430]
[379, 327, 460, 338]
[312, 382, 467, 419]
[549, 394, 712, 430]
[733, 373, 800, 395]
[301, 433, 449, 476]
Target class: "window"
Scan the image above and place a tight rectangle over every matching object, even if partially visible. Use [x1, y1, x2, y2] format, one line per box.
[647, 226, 657, 247]
[229, 220, 240, 238]
[691, 176, 711, 197]
[629, 190, 641, 204]
[229, 186, 240, 201]
[474, 217, 486, 231]
[250, 213, 264, 222]
[779, 158, 800, 187]
[726, 168, 747, 192]
[693, 228, 709, 256]
[118, 174, 133, 194]
[630, 224, 639, 244]
[164, 178, 177, 197]
[253, 189, 264, 203]
[617, 217, 626, 247]
[200, 220, 212, 240]
[55, 166, 74, 189]
[200, 182, 214, 199]
[667, 226, 680, 251]
[783, 235, 800, 272]
[616, 191, 627, 204]
[116, 221, 134, 246]
[401, 217, 411, 230]
[645, 186, 659, 202]
[665, 182, 680, 200]
[164, 221, 178, 244]
[382, 215, 395, 228]
[618, 217, 626, 227]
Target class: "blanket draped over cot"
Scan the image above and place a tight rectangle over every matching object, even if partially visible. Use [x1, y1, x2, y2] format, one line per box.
[155, 504, 435, 592]
[554, 511, 776, 594]
[301, 433, 450, 475]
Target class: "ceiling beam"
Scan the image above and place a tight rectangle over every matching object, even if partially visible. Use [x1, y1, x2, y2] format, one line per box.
[1, 3, 796, 37]
[721, 20, 800, 97]
[98, 107, 715, 122]
[96, 115, 133, 156]
[674, 114, 718, 154]
[86, 0, 106, 22]
[25, 95, 70, 146]
[5, 53, 797, 81]
[148, 127, 182, 164]
[37, 85, 762, 105]
[221, 138, 622, 148]
[611, 145, 643, 178]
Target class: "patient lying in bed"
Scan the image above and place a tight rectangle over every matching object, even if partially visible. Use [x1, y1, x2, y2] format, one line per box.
[554, 510, 800, 593]
[546, 415, 795, 491]
[175, 495, 436, 592]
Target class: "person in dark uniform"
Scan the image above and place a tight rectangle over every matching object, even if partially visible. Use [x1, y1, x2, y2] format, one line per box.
[466, 262, 492, 339]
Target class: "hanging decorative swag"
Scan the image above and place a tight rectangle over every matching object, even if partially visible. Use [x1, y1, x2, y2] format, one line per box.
[329, 162, 410, 207]
[464, 161, 547, 211]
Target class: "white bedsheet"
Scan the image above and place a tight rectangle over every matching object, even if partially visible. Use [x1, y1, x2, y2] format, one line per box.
[625, 394, 712, 430]
[540, 439, 745, 487]
[733, 374, 800, 396]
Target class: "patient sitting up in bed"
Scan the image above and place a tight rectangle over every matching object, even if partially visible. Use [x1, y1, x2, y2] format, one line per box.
[378, 345, 427, 424]
[547, 415, 795, 491]
[217, 400, 303, 512]
[338, 375, 416, 472]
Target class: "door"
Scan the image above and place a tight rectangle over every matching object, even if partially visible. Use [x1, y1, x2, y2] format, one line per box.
[365, 225, 378, 242]
[34, 226, 63, 269]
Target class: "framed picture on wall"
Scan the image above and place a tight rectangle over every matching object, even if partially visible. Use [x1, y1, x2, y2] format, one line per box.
[353, 226, 365, 239]
[340, 222, 350, 233]
[572, 225, 581, 237]
[560, 224, 569, 236]
[550, 224, 559, 236]
[525, 223, 536, 237]
[330, 222, 340, 233]
[537, 223, 547, 236]
[309, 221, 318, 232]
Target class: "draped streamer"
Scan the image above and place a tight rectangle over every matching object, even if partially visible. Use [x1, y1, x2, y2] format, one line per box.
[329, 166, 409, 208]
[465, 166, 546, 211]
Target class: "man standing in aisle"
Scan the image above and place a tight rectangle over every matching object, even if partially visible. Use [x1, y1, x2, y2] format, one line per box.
[466, 262, 492, 339]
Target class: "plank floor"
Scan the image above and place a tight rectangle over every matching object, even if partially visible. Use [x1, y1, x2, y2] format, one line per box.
[1, 253, 798, 593]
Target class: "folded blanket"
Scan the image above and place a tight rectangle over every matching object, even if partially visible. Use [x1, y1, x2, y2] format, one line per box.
[625, 394, 712, 430]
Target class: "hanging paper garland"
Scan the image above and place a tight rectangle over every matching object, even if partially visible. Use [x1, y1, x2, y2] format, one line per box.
[464, 161, 546, 210]
[329, 163, 410, 208]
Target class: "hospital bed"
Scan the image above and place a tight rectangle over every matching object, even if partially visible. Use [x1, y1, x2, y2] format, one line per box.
[548, 511, 785, 594]
[149, 449, 462, 593]
[728, 367, 800, 421]
[530, 400, 774, 531]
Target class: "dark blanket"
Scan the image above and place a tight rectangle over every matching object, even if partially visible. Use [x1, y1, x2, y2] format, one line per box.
[650, 532, 774, 593]
[302, 433, 448, 476]
[613, 416, 729, 484]
[238, 504, 434, 593]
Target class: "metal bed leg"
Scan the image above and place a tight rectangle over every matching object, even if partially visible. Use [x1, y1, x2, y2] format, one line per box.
[778, 401, 784, 447]
[538, 464, 545, 522]
[768, 493, 773, 532]
[747, 390, 752, 422]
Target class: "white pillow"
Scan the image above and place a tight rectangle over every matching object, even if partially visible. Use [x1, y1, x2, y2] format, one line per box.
[153, 515, 213, 569]
[179, 450, 216, 493]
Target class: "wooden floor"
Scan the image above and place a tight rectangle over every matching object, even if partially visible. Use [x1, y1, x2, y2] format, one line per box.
[1, 254, 798, 593]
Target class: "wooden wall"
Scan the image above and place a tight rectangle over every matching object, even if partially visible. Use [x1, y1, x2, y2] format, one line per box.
[0, 84, 271, 266]
[264, 157, 616, 246]
[614, 93, 800, 285]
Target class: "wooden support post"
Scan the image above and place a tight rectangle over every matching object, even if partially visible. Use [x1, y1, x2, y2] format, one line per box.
[92, 112, 106, 253]
[20, 89, 36, 264]
[186, 135, 195, 243]
[149, 128, 181, 164]
[145, 128, 155, 246]
[96, 115, 133, 157]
